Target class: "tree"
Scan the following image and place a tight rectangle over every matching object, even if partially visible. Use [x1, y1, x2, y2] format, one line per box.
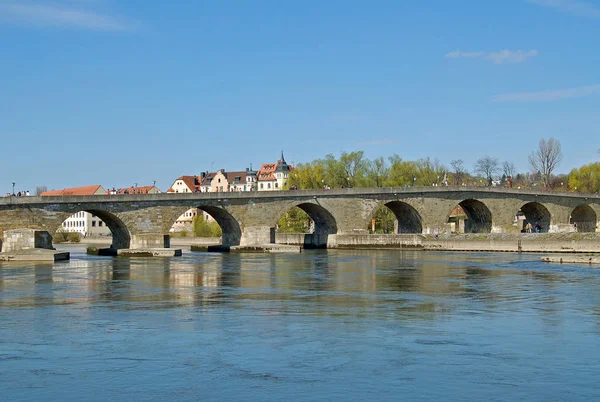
[366, 157, 389, 187]
[502, 162, 516, 178]
[339, 151, 367, 188]
[35, 186, 47, 196]
[568, 162, 600, 193]
[474, 156, 499, 186]
[385, 155, 419, 187]
[277, 207, 312, 233]
[529, 137, 562, 189]
[450, 159, 466, 185]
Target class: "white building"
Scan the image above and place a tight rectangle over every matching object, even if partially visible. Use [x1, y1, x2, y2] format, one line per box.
[61, 211, 112, 236]
[257, 152, 292, 191]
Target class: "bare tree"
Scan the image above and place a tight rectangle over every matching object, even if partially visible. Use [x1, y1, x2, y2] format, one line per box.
[35, 185, 47, 196]
[528, 137, 562, 189]
[450, 159, 466, 185]
[475, 156, 499, 186]
[502, 161, 516, 178]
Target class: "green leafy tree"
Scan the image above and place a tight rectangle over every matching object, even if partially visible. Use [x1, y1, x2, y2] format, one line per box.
[277, 207, 312, 233]
[366, 157, 390, 187]
[569, 163, 600, 193]
[369, 206, 396, 233]
[193, 216, 222, 237]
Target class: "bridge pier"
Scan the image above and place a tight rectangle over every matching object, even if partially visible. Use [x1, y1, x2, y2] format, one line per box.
[0, 229, 69, 261]
[117, 233, 182, 257]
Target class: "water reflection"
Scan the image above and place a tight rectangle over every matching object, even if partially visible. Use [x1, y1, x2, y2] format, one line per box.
[3, 247, 600, 317]
[3, 246, 600, 400]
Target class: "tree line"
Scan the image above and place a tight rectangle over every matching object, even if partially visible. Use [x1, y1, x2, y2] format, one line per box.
[285, 137, 599, 193]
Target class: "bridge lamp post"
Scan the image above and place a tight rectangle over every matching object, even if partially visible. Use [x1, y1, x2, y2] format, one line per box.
[11, 182, 15, 195]
[413, 177, 416, 187]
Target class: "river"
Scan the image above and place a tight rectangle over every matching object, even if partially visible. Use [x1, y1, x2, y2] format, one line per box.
[1, 245, 600, 401]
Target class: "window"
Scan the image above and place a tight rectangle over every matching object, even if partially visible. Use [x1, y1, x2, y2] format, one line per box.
[268, 183, 271, 189]
[275, 183, 278, 188]
[260, 183, 264, 189]
[92, 221, 96, 227]
[218, 178, 221, 183]
[99, 221, 103, 227]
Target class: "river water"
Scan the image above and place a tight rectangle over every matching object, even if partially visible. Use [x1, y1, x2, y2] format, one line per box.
[1, 245, 600, 401]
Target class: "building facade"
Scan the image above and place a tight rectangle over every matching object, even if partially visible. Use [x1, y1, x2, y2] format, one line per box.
[257, 152, 292, 191]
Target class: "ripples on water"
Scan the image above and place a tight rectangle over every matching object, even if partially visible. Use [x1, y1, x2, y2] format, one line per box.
[1, 245, 600, 401]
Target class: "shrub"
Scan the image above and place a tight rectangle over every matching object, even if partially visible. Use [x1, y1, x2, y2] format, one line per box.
[67, 232, 81, 243]
[54, 229, 69, 243]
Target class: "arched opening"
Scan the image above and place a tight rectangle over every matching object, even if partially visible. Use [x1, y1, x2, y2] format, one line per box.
[519, 202, 551, 233]
[446, 199, 492, 233]
[197, 205, 241, 248]
[168, 206, 241, 251]
[369, 201, 422, 234]
[276, 203, 337, 248]
[571, 204, 597, 233]
[56, 209, 131, 249]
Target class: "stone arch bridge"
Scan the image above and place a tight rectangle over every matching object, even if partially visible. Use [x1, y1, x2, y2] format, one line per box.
[0, 187, 598, 251]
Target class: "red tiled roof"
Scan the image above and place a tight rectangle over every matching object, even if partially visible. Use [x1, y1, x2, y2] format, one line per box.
[167, 176, 202, 193]
[40, 189, 64, 196]
[41, 185, 104, 196]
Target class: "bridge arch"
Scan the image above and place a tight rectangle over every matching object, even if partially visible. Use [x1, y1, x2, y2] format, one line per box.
[519, 202, 551, 233]
[276, 202, 337, 248]
[56, 209, 131, 249]
[374, 201, 422, 234]
[196, 205, 242, 247]
[571, 204, 597, 232]
[446, 199, 492, 233]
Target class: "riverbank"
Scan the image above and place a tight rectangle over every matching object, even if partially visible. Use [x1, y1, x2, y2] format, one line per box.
[422, 233, 600, 253]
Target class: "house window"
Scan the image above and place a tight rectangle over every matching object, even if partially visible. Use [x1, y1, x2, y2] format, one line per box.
[275, 183, 278, 188]
[260, 183, 264, 189]
[99, 221, 103, 227]
[92, 221, 96, 227]
[268, 183, 271, 189]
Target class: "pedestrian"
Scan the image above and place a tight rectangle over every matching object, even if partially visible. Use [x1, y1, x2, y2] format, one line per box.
[535, 222, 541, 233]
[574, 222, 578, 232]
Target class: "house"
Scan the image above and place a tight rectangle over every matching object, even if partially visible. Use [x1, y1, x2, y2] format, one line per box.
[40, 185, 110, 236]
[167, 176, 202, 193]
[257, 152, 292, 191]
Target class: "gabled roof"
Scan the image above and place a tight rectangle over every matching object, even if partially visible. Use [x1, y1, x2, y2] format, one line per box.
[167, 176, 202, 192]
[41, 185, 105, 196]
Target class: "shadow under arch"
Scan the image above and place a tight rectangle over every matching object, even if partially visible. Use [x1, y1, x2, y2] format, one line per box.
[57, 209, 131, 249]
[279, 202, 338, 248]
[197, 205, 242, 248]
[571, 204, 597, 232]
[383, 201, 423, 233]
[447, 199, 492, 233]
[520, 202, 551, 233]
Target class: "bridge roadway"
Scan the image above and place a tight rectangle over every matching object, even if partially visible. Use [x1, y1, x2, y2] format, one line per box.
[0, 186, 599, 251]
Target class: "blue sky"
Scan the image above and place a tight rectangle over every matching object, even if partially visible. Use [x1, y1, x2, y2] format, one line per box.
[1, 0, 599, 193]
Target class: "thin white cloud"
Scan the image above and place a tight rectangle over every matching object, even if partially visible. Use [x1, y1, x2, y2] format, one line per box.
[0, 1, 137, 31]
[445, 49, 539, 64]
[491, 84, 600, 102]
[527, 0, 600, 19]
